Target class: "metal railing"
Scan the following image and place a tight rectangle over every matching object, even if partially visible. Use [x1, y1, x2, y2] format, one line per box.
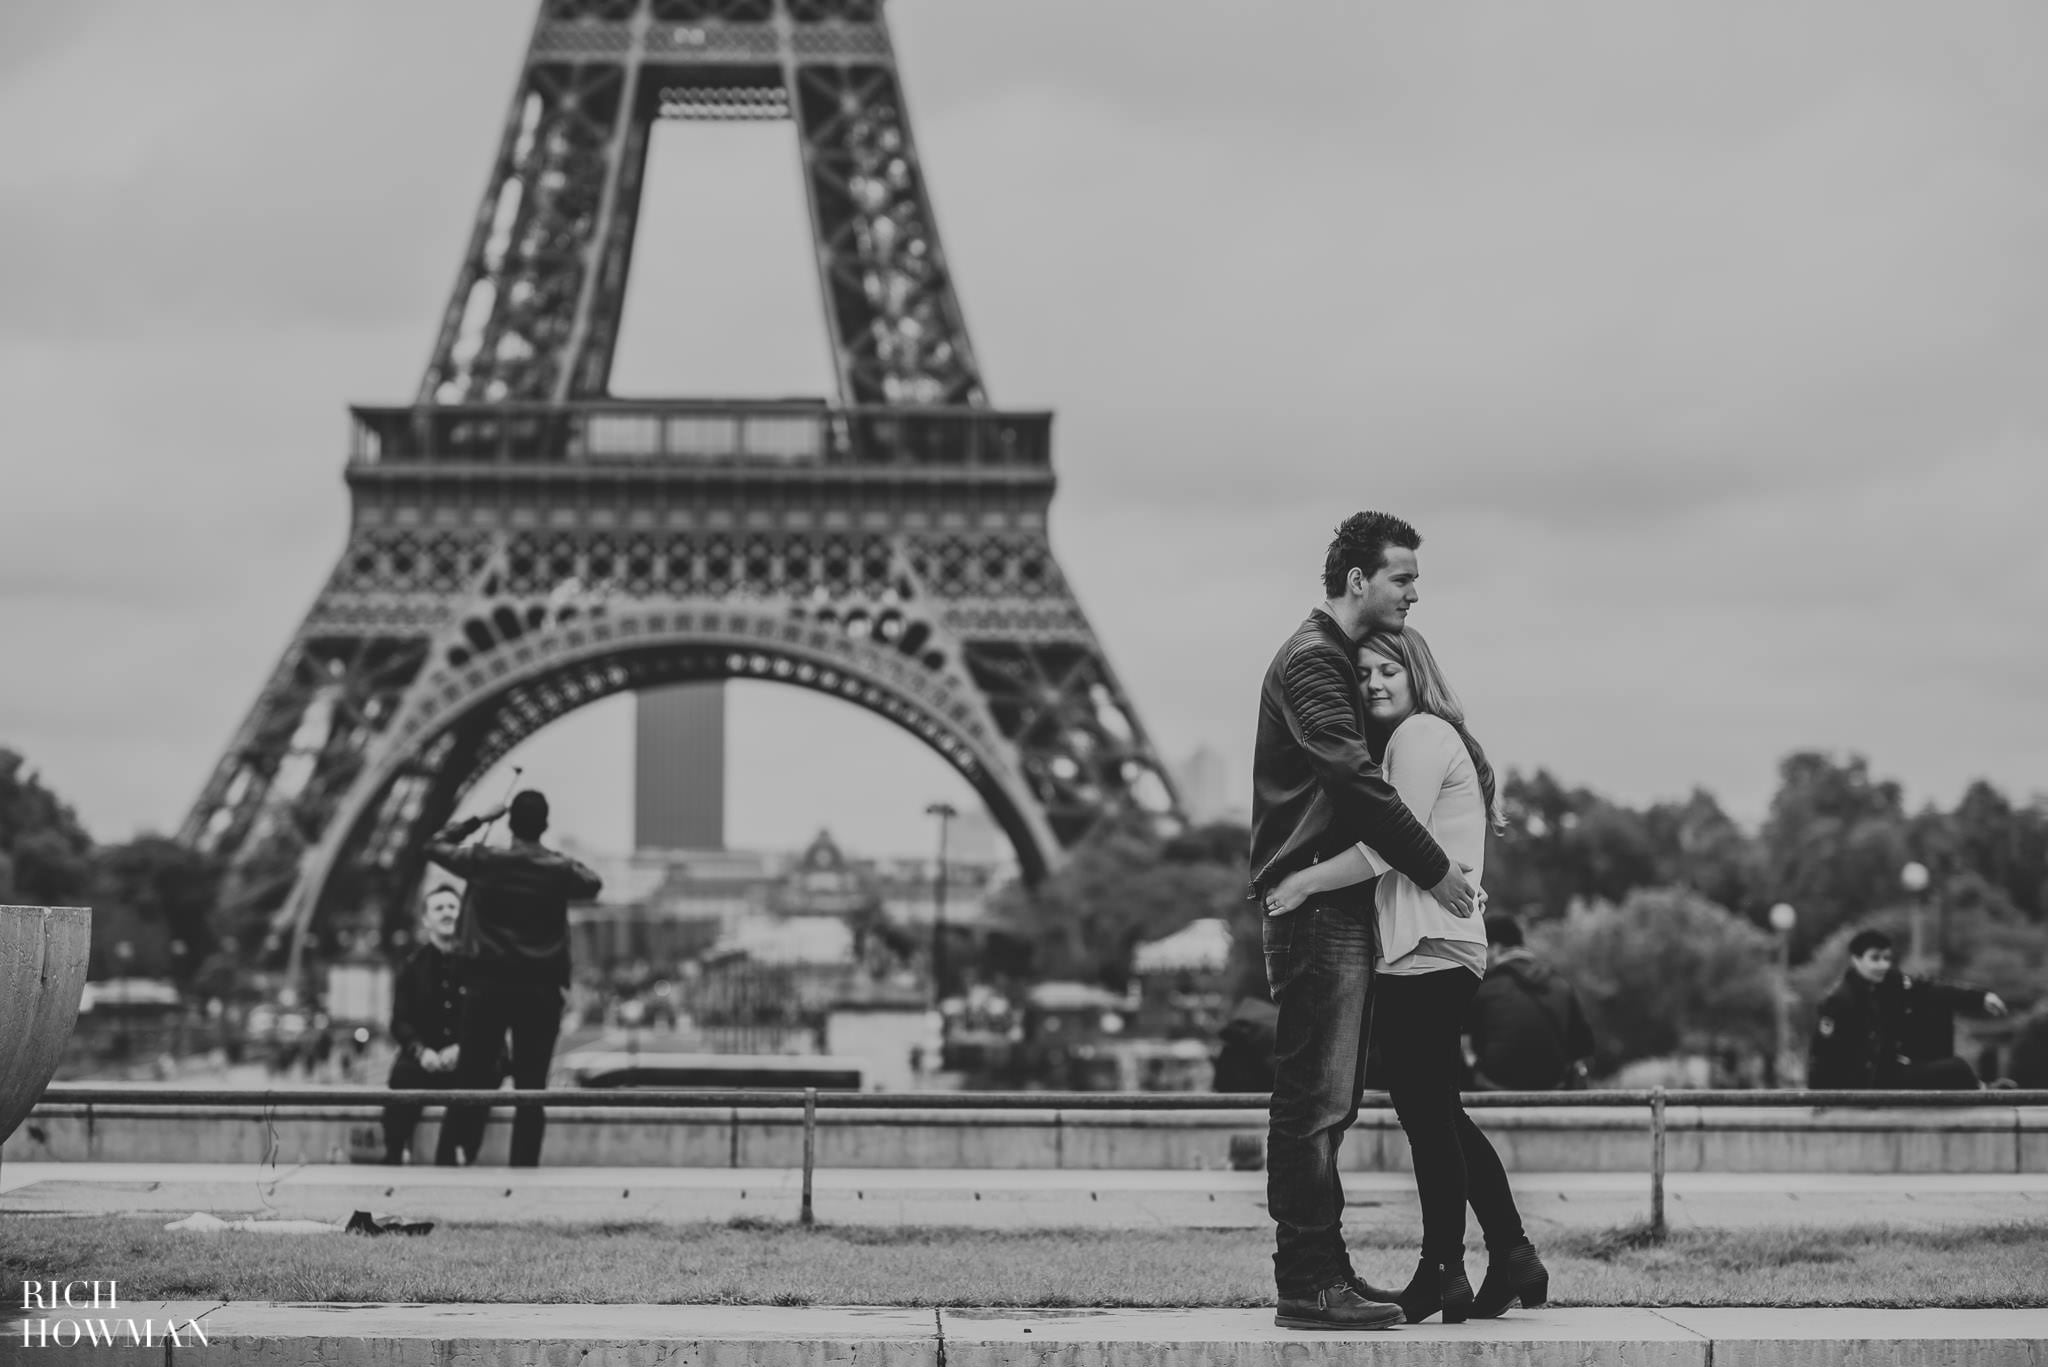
[347, 402, 1053, 470]
[30, 1085, 2048, 1236]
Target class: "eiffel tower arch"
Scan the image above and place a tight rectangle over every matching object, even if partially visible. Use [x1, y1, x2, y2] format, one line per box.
[181, 0, 1183, 975]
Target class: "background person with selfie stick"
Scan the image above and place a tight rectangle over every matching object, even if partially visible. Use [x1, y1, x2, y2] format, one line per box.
[424, 776, 603, 1167]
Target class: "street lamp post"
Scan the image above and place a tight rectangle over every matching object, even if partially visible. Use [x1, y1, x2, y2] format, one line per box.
[1901, 860, 1932, 974]
[1768, 901, 1797, 1087]
[924, 801, 958, 1006]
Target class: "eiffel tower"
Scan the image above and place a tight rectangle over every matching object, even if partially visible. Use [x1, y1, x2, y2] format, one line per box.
[180, 0, 1182, 976]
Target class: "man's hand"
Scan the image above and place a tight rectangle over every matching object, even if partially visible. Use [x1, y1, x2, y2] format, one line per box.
[476, 804, 509, 825]
[1985, 993, 2009, 1018]
[1264, 869, 1315, 918]
[1428, 863, 1480, 919]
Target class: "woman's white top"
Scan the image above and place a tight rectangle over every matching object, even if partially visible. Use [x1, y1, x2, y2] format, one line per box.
[1355, 713, 1488, 977]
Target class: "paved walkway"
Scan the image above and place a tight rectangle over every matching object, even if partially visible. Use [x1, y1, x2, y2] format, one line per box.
[4, 1304, 2044, 1366]
[6, 1161, 2044, 1232]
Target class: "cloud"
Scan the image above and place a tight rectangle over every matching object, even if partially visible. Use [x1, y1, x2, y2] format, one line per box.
[0, 0, 524, 339]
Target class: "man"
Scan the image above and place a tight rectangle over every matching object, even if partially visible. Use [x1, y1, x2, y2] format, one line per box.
[2006, 1002, 2048, 1090]
[426, 790, 603, 1166]
[1465, 915, 1594, 1091]
[381, 884, 472, 1164]
[1808, 930, 2007, 1090]
[1250, 511, 1480, 1331]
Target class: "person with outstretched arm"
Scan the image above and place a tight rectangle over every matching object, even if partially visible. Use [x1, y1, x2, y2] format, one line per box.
[1248, 511, 1479, 1332]
[425, 789, 602, 1167]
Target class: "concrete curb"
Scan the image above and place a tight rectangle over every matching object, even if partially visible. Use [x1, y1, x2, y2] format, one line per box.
[6, 1304, 2044, 1367]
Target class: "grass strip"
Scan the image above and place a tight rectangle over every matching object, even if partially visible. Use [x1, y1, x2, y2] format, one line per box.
[5, 1217, 2045, 1310]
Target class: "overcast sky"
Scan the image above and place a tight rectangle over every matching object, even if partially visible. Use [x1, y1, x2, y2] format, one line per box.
[3, 0, 2045, 861]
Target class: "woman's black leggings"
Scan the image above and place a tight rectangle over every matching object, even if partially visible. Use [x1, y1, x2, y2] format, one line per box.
[1373, 968, 1527, 1262]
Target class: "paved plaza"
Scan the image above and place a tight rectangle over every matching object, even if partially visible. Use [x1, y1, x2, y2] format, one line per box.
[5, 1161, 2044, 1233]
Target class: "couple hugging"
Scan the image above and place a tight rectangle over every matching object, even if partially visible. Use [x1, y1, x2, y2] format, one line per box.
[1249, 511, 1546, 1331]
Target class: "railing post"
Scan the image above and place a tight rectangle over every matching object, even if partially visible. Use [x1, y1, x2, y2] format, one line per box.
[800, 1086, 817, 1228]
[1649, 1086, 1667, 1243]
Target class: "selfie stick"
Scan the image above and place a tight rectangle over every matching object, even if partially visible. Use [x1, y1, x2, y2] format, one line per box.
[473, 765, 524, 846]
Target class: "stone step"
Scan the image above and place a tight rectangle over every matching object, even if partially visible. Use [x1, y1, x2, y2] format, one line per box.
[5, 1304, 2043, 1367]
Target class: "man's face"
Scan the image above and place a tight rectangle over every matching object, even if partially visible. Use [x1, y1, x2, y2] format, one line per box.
[1351, 547, 1420, 635]
[1850, 948, 1893, 983]
[423, 891, 461, 943]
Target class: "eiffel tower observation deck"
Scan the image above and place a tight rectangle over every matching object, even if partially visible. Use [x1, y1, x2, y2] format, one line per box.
[182, 0, 1182, 978]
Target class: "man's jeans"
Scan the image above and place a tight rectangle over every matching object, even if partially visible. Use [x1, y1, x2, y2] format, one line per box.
[1263, 897, 1375, 1297]
[439, 980, 565, 1168]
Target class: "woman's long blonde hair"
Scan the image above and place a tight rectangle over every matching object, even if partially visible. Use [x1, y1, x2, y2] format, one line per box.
[1358, 626, 1507, 834]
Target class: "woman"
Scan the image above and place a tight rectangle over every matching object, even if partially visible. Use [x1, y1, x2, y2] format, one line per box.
[1263, 626, 1547, 1323]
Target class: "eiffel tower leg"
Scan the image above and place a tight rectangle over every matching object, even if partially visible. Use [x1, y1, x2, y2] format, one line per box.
[418, 38, 647, 405]
[181, 619, 437, 962]
[904, 529, 1182, 848]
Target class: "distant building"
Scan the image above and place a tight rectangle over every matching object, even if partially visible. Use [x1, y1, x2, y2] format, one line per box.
[564, 841, 771, 974]
[634, 682, 725, 852]
[566, 827, 1015, 977]
[946, 809, 1003, 863]
[1172, 744, 1241, 825]
[1133, 918, 1232, 979]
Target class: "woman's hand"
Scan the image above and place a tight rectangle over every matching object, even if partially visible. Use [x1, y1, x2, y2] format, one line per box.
[1264, 869, 1316, 917]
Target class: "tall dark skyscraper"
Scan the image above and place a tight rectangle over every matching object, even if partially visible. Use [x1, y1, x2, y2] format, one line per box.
[634, 683, 726, 853]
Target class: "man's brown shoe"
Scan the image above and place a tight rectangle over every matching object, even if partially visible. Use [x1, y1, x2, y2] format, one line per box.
[1274, 1282, 1405, 1331]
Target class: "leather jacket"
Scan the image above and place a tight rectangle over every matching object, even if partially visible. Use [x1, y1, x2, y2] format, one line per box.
[426, 816, 604, 987]
[1248, 610, 1450, 901]
[1808, 968, 1992, 1088]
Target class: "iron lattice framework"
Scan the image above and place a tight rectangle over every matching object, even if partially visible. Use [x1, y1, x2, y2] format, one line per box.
[182, 0, 1181, 973]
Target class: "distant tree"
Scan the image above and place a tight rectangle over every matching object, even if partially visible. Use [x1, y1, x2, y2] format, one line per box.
[1642, 788, 1763, 919]
[1758, 752, 1911, 955]
[1923, 781, 2048, 924]
[0, 748, 95, 905]
[988, 818, 1249, 993]
[88, 837, 226, 982]
[1490, 769, 1665, 922]
[1530, 886, 1778, 1072]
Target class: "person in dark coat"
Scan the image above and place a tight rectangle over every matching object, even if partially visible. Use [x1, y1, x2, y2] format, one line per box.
[2005, 1004, 2048, 1090]
[1213, 997, 1281, 1093]
[426, 790, 603, 1166]
[382, 884, 471, 1164]
[1465, 916, 1595, 1091]
[1808, 929, 2007, 1090]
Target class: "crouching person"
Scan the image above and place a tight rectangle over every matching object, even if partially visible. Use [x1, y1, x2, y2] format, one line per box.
[382, 884, 469, 1165]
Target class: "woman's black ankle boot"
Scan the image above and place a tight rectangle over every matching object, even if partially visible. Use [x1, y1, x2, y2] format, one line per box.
[1396, 1255, 1474, 1324]
[1471, 1241, 1548, 1318]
